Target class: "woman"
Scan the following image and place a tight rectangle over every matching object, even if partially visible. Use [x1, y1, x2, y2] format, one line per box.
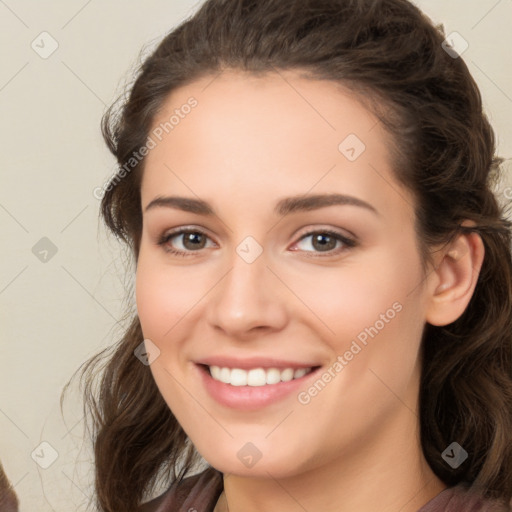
[76, 0, 512, 510]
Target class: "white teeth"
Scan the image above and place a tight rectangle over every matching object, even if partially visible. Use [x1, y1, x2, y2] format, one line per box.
[219, 367, 231, 384]
[294, 368, 307, 379]
[266, 368, 281, 385]
[210, 365, 221, 381]
[208, 365, 314, 386]
[230, 368, 247, 386]
[281, 368, 294, 382]
[247, 368, 266, 386]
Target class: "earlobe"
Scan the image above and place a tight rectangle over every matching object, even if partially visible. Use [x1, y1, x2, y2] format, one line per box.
[425, 226, 485, 327]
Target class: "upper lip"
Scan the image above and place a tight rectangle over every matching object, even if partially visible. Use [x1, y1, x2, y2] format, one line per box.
[195, 356, 321, 370]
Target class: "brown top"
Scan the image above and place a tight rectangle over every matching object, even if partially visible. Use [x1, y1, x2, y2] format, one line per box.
[139, 467, 511, 512]
[139, 467, 223, 512]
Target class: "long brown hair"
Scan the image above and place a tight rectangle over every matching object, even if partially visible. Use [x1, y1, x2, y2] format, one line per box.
[67, 0, 512, 509]
[0, 462, 19, 512]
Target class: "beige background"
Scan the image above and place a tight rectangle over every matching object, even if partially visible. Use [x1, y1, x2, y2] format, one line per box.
[0, 0, 511, 510]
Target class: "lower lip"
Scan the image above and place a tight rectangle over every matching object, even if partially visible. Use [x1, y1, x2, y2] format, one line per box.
[196, 364, 320, 410]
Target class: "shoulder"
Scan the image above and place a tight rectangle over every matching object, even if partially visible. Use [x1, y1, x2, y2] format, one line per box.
[418, 483, 511, 512]
[139, 466, 223, 512]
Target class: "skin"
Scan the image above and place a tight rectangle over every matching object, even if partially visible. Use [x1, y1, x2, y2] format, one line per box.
[135, 70, 484, 512]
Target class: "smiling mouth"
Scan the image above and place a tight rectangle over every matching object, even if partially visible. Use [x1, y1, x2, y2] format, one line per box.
[200, 364, 319, 387]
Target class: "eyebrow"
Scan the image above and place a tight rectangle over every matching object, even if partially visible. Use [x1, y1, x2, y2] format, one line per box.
[144, 193, 379, 217]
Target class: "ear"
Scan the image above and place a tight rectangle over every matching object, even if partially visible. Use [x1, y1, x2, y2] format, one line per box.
[425, 222, 485, 327]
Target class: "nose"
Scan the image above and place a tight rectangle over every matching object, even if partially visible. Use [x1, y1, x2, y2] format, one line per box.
[206, 248, 289, 339]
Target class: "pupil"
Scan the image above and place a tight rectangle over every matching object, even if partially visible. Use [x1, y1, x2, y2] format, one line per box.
[313, 234, 335, 251]
[184, 232, 205, 250]
[180, 233, 337, 252]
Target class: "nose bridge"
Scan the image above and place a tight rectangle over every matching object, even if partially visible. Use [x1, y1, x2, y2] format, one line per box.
[207, 244, 288, 335]
[223, 255, 261, 305]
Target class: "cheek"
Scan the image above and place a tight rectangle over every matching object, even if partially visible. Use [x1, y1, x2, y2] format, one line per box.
[296, 245, 426, 410]
[135, 252, 208, 341]
[291, 241, 427, 415]
[291, 244, 423, 345]
[135, 254, 200, 413]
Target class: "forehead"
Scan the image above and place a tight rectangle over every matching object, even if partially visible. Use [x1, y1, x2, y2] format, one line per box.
[141, 70, 413, 220]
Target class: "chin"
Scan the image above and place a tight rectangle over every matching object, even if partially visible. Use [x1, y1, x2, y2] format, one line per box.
[198, 443, 312, 479]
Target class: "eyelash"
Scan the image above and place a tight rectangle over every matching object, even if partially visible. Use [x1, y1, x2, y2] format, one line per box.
[157, 227, 357, 258]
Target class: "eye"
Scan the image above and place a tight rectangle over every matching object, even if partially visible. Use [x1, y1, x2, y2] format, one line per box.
[157, 227, 357, 257]
[157, 228, 216, 256]
[290, 229, 357, 256]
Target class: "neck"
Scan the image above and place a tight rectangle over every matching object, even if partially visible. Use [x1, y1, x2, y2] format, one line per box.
[215, 406, 446, 512]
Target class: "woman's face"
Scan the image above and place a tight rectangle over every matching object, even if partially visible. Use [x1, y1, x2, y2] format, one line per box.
[136, 70, 432, 477]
